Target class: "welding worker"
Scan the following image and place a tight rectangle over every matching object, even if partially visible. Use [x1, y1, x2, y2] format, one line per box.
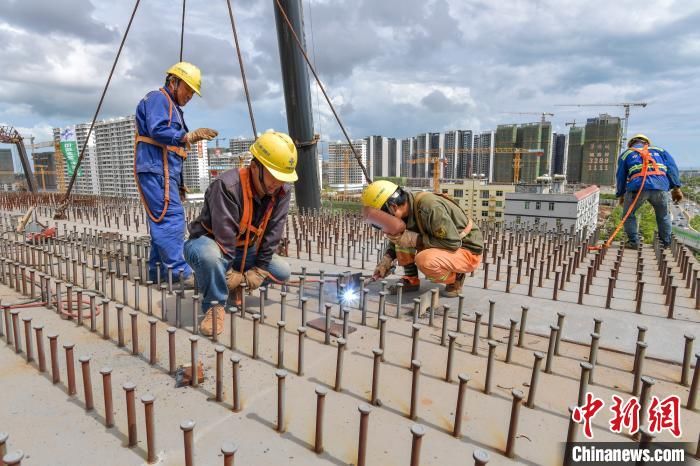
[135, 62, 218, 288]
[616, 134, 682, 249]
[362, 180, 483, 297]
[185, 131, 297, 336]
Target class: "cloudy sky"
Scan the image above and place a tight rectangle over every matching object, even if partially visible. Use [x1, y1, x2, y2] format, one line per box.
[1, 0, 699, 167]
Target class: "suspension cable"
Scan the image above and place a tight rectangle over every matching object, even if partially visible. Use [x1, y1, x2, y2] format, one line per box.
[54, 0, 141, 220]
[180, 0, 186, 61]
[226, 0, 257, 138]
[273, 0, 371, 184]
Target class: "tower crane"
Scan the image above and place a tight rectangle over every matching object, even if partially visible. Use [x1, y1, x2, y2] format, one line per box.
[503, 112, 554, 124]
[554, 102, 647, 151]
[565, 120, 577, 128]
[409, 148, 447, 192]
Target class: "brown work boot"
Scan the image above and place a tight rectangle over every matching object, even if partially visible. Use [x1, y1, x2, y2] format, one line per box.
[200, 304, 225, 336]
[441, 273, 466, 298]
[388, 276, 421, 294]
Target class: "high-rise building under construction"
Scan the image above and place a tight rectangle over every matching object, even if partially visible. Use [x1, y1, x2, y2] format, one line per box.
[580, 114, 622, 187]
[492, 122, 551, 184]
[566, 126, 585, 183]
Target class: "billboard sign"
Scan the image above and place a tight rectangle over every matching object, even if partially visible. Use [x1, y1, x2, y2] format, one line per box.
[59, 126, 81, 177]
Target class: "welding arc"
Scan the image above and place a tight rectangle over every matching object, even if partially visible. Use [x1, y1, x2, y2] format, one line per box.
[272, 0, 372, 184]
[54, 0, 142, 220]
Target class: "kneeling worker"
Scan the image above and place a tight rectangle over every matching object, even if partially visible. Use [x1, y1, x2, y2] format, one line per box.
[362, 180, 483, 297]
[185, 131, 298, 335]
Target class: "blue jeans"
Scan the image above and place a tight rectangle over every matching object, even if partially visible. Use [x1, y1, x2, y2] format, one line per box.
[184, 235, 291, 312]
[623, 190, 671, 246]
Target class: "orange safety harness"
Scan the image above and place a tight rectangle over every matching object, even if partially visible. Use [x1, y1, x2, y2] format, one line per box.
[201, 166, 277, 273]
[133, 88, 188, 223]
[591, 144, 656, 251]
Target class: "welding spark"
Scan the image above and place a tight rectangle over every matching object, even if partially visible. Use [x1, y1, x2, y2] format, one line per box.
[341, 288, 358, 307]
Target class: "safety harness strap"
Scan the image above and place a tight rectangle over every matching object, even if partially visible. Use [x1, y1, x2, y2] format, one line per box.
[133, 88, 188, 224]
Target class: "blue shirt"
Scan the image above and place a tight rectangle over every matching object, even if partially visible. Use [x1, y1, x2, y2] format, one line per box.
[615, 143, 681, 198]
[134, 87, 189, 183]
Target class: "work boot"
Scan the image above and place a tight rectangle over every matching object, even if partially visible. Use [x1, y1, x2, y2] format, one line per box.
[388, 276, 420, 294]
[441, 273, 466, 298]
[623, 241, 639, 250]
[200, 304, 225, 336]
[175, 274, 196, 290]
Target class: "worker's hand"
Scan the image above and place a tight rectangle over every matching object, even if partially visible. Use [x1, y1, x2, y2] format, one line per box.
[185, 128, 218, 144]
[617, 196, 624, 207]
[225, 269, 244, 290]
[179, 184, 189, 203]
[386, 230, 419, 249]
[671, 188, 683, 204]
[244, 267, 269, 291]
[373, 254, 394, 280]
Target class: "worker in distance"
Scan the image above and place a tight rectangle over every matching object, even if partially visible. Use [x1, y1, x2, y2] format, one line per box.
[185, 131, 297, 336]
[362, 180, 484, 297]
[134, 62, 218, 288]
[615, 133, 682, 249]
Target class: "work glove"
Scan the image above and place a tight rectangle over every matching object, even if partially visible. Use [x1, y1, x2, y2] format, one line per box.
[373, 254, 395, 280]
[671, 188, 683, 204]
[617, 196, 624, 207]
[179, 184, 189, 203]
[185, 128, 218, 144]
[225, 269, 244, 290]
[386, 230, 419, 249]
[244, 267, 269, 291]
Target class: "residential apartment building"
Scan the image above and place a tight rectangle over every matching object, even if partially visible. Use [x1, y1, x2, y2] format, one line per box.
[473, 131, 494, 181]
[365, 135, 400, 179]
[182, 141, 209, 193]
[328, 140, 368, 192]
[400, 138, 414, 177]
[444, 130, 473, 179]
[53, 123, 99, 195]
[504, 175, 599, 235]
[438, 177, 515, 223]
[229, 137, 254, 155]
[94, 116, 137, 198]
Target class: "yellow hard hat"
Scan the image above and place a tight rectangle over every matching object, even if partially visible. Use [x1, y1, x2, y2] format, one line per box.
[628, 134, 651, 147]
[361, 180, 399, 209]
[166, 62, 202, 96]
[250, 131, 298, 182]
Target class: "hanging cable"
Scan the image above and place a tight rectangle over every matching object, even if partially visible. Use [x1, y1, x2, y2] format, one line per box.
[307, 0, 322, 144]
[226, 0, 257, 138]
[180, 0, 186, 61]
[54, 0, 141, 220]
[273, 0, 371, 184]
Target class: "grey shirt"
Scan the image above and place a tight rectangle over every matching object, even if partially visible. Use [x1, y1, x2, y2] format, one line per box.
[188, 168, 291, 270]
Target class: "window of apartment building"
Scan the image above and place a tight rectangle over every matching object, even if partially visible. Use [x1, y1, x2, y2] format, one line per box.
[454, 189, 464, 198]
[534, 217, 540, 224]
[482, 200, 489, 207]
[496, 190, 503, 196]
[556, 218, 562, 227]
[480, 190, 489, 199]
[481, 211, 488, 217]
[495, 212, 502, 218]
[548, 202, 555, 211]
[496, 201, 503, 207]
[442, 189, 448, 194]
[516, 216, 521, 224]
[524, 201, 530, 209]
[535, 201, 541, 210]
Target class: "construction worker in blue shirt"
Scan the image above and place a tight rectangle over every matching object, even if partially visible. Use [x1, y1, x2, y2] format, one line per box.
[134, 62, 218, 288]
[615, 134, 682, 248]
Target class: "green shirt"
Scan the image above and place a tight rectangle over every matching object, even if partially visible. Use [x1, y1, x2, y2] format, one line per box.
[386, 191, 483, 256]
